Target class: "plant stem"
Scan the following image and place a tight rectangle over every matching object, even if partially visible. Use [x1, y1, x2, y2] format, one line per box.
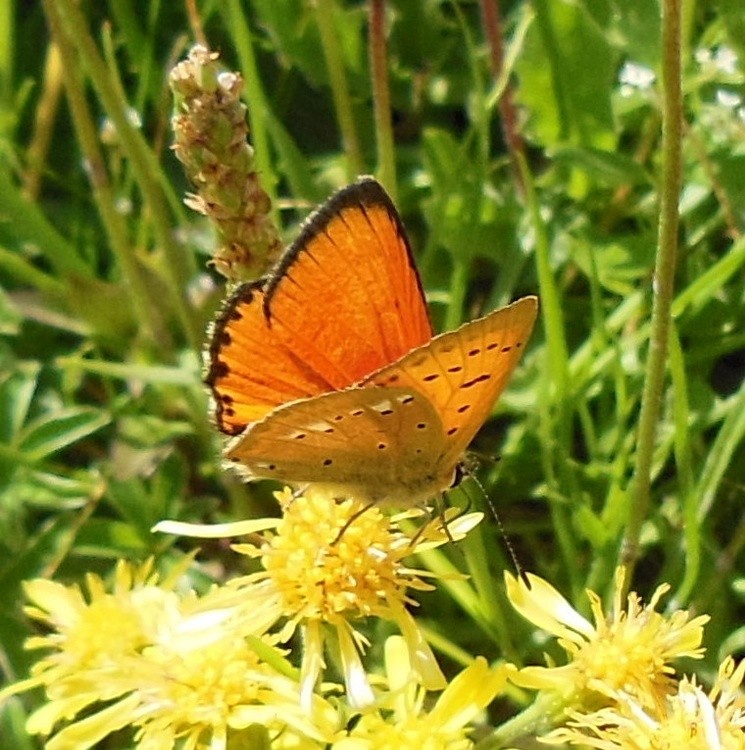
[0, 169, 90, 279]
[223, 0, 279, 225]
[23, 42, 63, 200]
[315, 0, 363, 180]
[42, 0, 170, 347]
[0, 245, 65, 296]
[622, 0, 683, 574]
[519, 154, 580, 595]
[52, 0, 200, 348]
[479, 0, 525, 195]
[369, 0, 396, 198]
[475, 690, 572, 749]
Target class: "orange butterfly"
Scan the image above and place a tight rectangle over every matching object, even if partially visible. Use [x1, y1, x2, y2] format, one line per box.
[206, 177, 537, 506]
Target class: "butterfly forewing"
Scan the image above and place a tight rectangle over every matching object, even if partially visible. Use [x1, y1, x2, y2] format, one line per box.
[206, 282, 339, 434]
[362, 296, 538, 465]
[206, 179, 434, 436]
[264, 179, 433, 384]
[224, 386, 453, 505]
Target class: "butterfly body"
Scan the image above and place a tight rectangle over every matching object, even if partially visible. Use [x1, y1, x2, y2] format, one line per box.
[207, 178, 537, 506]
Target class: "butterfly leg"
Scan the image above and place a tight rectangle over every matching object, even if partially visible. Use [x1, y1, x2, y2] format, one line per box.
[330, 500, 378, 546]
[401, 497, 454, 552]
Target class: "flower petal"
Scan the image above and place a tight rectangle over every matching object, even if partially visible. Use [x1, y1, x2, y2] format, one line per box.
[505, 572, 594, 642]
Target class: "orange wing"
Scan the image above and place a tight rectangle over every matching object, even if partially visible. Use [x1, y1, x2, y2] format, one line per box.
[222, 300, 537, 504]
[206, 178, 433, 435]
[224, 386, 450, 506]
[263, 178, 432, 384]
[205, 281, 333, 434]
[363, 296, 538, 465]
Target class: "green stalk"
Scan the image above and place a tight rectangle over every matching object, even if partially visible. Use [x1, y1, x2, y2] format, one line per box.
[0, 245, 65, 296]
[444, 257, 469, 331]
[668, 322, 698, 605]
[621, 0, 683, 575]
[222, 0, 279, 224]
[519, 154, 580, 594]
[369, 0, 396, 198]
[52, 0, 199, 348]
[0, 0, 11, 108]
[23, 42, 62, 200]
[461, 519, 520, 664]
[316, 0, 363, 180]
[42, 0, 169, 347]
[475, 690, 573, 749]
[0, 169, 90, 279]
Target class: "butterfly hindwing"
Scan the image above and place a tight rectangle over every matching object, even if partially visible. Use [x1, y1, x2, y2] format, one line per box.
[224, 386, 454, 505]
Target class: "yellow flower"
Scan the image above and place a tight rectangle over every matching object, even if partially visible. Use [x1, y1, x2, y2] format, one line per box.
[230, 487, 483, 709]
[544, 656, 745, 749]
[2, 558, 339, 750]
[3, 559, 181, 708]
[127, 622, 338, 749]
[506, 568, 709, 714]
[332, 636, 514, 750]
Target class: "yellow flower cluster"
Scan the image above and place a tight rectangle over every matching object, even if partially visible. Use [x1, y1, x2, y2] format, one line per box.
[3, 498, 743, 749]
[2, 556, 336, 749]
[2, 489, 503, 749]
[492, 569, 745, 749]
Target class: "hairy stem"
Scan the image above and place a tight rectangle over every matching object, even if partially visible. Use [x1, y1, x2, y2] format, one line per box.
[622, 0, 683, 575]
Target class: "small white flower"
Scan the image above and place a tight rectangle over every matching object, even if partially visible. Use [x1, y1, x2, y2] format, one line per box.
[618, 61, 656, 97]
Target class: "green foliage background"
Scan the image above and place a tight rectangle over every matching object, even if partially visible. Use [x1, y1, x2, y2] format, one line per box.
[1, 0, 744, 745]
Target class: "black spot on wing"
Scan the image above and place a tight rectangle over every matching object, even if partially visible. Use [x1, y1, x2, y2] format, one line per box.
[460, 373, 491, 389]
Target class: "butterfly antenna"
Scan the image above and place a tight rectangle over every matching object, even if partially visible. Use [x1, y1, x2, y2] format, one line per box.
[467, 471, 530, 588]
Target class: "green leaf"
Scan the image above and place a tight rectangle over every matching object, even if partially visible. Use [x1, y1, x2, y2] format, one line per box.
[106, 453, 185, 535]
[2, 468, 102, 511]
[18, 407, 111, 461]
[551, 145, 651, 187]
[570, 233, 657, 295]
[0, 360, 40, 441]
[252, 0, 341, 88]
[608, 0, 662, 68]
[515, 0, 619, 150]
[0, 286, 21, 335]
[74, 518, 150, 558]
